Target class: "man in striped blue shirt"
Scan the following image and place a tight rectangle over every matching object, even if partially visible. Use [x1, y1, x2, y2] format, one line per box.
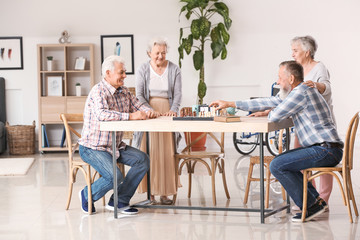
[211, 61, 343, 222]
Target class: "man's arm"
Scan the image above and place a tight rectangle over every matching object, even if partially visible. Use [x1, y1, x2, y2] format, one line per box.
[268, 89, 306, 122]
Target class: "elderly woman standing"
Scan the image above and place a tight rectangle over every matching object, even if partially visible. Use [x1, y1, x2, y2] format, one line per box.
[134, 37, 182, 205]
[291, 35, 336, 208]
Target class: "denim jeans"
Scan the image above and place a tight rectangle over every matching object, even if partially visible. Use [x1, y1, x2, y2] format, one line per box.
[79, 145, 149, 204]
[269, 145, 342, 209]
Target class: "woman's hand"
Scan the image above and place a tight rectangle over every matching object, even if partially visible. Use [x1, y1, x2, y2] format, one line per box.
[303, 80, 316, 88]
[162, 110, 177, 117]
[147, 110, 161, 119]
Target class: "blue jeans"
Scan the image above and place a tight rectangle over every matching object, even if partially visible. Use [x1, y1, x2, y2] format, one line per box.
[79, 145, 150, 204]
[269, 145, 342, 209]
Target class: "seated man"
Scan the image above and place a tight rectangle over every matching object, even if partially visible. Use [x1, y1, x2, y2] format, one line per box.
[211, 60, 343, 222]
[78, 55, 159, 214]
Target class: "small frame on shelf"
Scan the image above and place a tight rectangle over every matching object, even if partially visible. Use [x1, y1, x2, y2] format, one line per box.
[0, 36, 23, 70]
[74, 57, 86, 70]
[100, 34, 134, 74]
[47, 76, 63, 96]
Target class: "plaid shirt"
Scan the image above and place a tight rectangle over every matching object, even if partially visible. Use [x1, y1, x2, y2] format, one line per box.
[235, 83, 343, 147]
[78, 79, 151, 157]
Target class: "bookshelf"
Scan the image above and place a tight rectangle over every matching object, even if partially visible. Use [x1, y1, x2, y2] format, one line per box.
[37, 43, 94, 152]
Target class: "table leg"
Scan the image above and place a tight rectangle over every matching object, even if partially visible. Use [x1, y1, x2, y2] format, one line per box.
[112, 131, 118, 219]
[286, 128, 291, 213]
[259, 133, 265, 223]
[146, 132, 151, 200]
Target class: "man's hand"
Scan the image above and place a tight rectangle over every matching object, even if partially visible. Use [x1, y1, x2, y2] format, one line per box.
[147, 110, 160, 119]
[209, 100, 236, 111]
[129, 111, 148, 120]
[162, 110, 177, 117]
[249, 109, 271, 117]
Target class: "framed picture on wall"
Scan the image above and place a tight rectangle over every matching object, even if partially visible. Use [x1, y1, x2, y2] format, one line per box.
[0, 36, 23, 70]
[100, 34, 134, 74]
[47, 76, 63, 96]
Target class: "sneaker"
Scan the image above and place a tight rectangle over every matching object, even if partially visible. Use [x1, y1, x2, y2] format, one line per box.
[78, 189, 96, 214]
[106, 198, 138, 215]
[318, 198, 329, 212]
[292, 199, 325, 222]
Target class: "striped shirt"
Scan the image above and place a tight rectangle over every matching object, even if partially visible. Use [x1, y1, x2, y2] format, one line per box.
[235, 83, 343, 147]
[78, 79, 151, 157]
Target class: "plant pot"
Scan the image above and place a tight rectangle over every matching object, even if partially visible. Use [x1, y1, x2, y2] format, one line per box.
[76, 85, 81, 96]
[185, 132, 207, 151]
[47, 60, 53, 71]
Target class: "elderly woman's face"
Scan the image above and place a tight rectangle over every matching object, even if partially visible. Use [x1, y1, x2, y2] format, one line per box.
[291, 42, 309, 65]
[149, 44, 167, 66]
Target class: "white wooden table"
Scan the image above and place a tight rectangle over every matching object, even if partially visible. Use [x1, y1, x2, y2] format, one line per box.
[100, 116, 293, 223]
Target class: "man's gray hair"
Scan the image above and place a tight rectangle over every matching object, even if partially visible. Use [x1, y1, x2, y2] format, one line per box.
[101, 55, 126, 77]
[279, 60, 304, 82]
[146, 37, 169, 54]
[291, 36, 318, 59]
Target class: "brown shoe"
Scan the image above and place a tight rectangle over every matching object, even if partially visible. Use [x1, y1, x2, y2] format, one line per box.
[160, 196, 173, 205]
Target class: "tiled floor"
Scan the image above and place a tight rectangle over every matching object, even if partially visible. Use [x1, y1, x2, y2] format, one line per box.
[0, 140, 359, 240]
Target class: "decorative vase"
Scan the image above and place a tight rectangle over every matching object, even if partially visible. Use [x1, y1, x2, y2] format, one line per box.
[47, 60, 53, 71]
[75, 85, 81, 96]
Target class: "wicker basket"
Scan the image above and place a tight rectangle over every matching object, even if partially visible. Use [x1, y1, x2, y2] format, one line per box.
[6, 121, 36, 155]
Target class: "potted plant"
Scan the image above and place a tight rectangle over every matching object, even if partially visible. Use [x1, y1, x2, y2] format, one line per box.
[178, 0, 232, 105]
[47, 56, 53, 71]
[75, 83, 81, 96]
[178, 0, 232, 150]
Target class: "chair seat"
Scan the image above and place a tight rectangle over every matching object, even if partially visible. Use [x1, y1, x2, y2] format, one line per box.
[305, 164, 342, 172]
[250, 156, 274, 164]
[72, 160, 90, 167]
[176, 151, 224, 158]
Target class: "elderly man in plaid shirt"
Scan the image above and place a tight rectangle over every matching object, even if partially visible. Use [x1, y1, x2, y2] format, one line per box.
[78, 55, 159, 215]
[211, 61, 343, 222]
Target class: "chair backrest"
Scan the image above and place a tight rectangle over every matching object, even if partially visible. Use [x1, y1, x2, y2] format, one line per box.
[122, 87, 135, 144]
[343, 112, 359, 170]
[60, 113, 83, 164]
[128, 87, 135, 96]
[182, 132, 225, 154]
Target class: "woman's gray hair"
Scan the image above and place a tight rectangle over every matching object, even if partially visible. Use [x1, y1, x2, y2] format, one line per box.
[101, 55, 126, 77]
[291, 36, 318, 59]
[146, 37, 169, 54]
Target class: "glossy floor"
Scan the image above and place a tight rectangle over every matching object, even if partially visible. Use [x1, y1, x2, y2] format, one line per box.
[0, 143, 359, 240]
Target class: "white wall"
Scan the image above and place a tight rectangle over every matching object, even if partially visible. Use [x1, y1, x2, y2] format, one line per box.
[0, 0, 359, 144]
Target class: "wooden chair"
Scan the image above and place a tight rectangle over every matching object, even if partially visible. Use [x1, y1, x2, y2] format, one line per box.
[243, 129, 286, 208]
[60, 113, 99, 214]
[175, 131, 230, 205]
[301, 112, 359, 223]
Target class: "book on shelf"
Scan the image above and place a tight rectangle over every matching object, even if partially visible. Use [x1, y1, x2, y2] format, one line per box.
[60, 127, 66, 147]
[214, 116, 241, 122]
[41, 124, 50, 147]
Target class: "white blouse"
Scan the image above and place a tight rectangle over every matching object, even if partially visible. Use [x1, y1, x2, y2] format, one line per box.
[149, 62, 169, 98]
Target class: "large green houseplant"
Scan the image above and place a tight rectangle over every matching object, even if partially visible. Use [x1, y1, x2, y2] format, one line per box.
[178, 0, 232, 105]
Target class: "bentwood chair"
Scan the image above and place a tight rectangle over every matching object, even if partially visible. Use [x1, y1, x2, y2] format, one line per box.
[175, 130, 230, 206]
[243, 129, 286, 208]
[60, 113, 100, 214]
[301, 112, 359, 223]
